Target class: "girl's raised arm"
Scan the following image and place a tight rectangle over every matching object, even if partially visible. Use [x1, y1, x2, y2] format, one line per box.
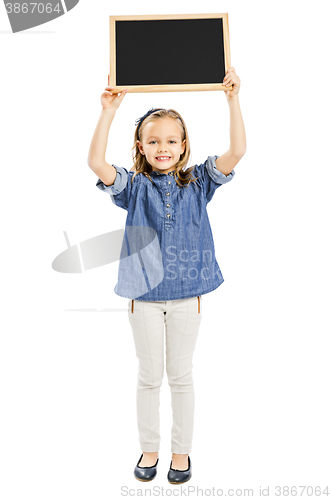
[215, 68, 246, 176]
[87, 76, 128, 186]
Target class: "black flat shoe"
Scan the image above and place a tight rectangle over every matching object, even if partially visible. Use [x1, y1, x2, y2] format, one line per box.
[134, 453, 159, 482]
[167, 455, 192, 484]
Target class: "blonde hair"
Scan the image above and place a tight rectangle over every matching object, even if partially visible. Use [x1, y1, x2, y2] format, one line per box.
[130, 109, 197, 188]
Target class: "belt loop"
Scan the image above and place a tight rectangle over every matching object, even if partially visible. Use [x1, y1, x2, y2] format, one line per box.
[131, 299, 134, 313]
[197, 295, 200, 313]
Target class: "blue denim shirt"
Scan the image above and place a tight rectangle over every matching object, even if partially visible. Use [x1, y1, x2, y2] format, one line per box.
[96, 155, 235, 301]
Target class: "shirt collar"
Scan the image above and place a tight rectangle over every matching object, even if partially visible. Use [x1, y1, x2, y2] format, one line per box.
[150, 170, 175, 176]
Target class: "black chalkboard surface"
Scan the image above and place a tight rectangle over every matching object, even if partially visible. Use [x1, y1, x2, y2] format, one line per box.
[109, 14, 232, 93]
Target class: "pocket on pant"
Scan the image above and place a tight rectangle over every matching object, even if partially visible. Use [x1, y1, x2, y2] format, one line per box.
[197, 295, 201, 314]
[128, 299, 135, 314]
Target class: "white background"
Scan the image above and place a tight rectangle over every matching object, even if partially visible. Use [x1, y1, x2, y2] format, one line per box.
[1, 0, 330, 498]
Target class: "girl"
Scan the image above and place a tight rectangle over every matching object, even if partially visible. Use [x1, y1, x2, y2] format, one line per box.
[87, 68, 246, 484]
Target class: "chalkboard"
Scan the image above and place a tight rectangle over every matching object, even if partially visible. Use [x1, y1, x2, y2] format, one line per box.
[109, 14, 232, 93]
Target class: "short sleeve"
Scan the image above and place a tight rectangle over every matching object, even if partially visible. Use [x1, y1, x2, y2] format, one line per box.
[96, 164, 132, 211]
[193, 155, 235, 203]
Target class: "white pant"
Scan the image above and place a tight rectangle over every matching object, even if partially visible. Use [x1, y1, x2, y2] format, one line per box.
[128, 296, 202, 454]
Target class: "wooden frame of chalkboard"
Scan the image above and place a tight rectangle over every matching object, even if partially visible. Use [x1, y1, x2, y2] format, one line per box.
[109, 13, 232, 93]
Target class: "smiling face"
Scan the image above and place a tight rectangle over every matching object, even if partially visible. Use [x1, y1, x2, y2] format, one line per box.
[137, 117, 186, 174]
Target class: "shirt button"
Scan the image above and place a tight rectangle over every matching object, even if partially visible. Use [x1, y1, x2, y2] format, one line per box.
[166, 192, 170, 196]
[168, 181, 171, 184]
[167, 204, 170, 207]
[166, 214, 170, 218]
